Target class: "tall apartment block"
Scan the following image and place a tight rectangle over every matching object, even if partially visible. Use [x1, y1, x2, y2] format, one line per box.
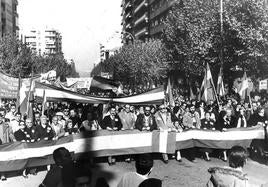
[24, 28, 63, 56]
[121, 0, 175, 43]
[0, 0, 19, 37]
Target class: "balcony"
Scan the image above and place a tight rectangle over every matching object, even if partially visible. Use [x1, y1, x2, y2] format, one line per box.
[135, 27, 148, 38]
[134, 13, 148, 26]
[126, 12, 132, 19]
[150, 0, 175, 19]
[126, 23, 132, 29]
[134, 0, 148, 14]
[150, 23, 164, 35]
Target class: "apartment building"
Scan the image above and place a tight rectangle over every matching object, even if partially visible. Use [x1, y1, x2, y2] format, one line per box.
[0, 0, 19, 37]
[121, 0, 176, 43]
[24, 28, 63, 56]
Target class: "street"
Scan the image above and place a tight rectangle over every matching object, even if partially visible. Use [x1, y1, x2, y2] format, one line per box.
[2, 156, 268, 187]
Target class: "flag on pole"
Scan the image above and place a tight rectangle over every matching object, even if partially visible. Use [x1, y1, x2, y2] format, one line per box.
[238, 72, 249, 101]
[41, 89, 47, 116]
[217, 67, 225, 97]
[199, 63, 217, 103]
[166, 77, 175, 107]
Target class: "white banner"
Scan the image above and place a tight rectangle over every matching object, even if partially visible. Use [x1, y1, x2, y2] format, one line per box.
[66, 77, 93, 89]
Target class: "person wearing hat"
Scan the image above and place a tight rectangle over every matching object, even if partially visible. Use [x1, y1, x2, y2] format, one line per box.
[56, 112, 66, 129]
[154, 104, 176, 164]
[36, 115, 55, 140]
[50, 116, 65, 140]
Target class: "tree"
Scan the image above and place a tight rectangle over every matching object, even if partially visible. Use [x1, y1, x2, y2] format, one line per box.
[91, 39, 168, 89]
[163, 0, 268, 81]
[0, 34, 79, 80]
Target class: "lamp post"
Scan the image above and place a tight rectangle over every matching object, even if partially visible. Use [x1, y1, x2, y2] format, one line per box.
[115, 31, 135, 44]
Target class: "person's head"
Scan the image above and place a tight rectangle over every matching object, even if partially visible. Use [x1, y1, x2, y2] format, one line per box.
[64, 108, 70, 116]
[53, 147, 73, 167]
[258, 107, 265, 117]
[139, 106, 144, 114]
[135, 154, 153, 176]
[67, 120, 73, 129]
[110, 106, 116, 117]
[19, 120, 26, 129]
[130, 105, 135, 113]
[239, 107, 245, 116]
[52, 116, 58, 125]
[226, 109, 232, 117]
[25, 118, 33, 128]
[37, 103, 42, 110]
[15, 112, 21, 121]
[189, 104, 195, 114]
[56, 112, 64, 120]
[139, 178, 162, 187]
[34, 112, 41, 122]
[70, 109, 76, 117]
[144, 106, 151, 116]
[125, 104, 130, 113]
[158, 104, 166, 114]
[205, 112, 210, 120]
[150, 105, 156, 114]
[229, 146, 248, 169]
[40, 115, 48, 125]
[10, 104, 16, 113]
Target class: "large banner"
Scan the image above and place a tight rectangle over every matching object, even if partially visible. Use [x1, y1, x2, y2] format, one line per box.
[0, 72, 33, 99]
[0, 126, 264, 172]
[34, 82, 165, 105]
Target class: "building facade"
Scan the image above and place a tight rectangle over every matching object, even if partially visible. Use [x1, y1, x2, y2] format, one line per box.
[24, 28, 63, 56]
[121, 0, 176, 43]
[0, 0, 19, 37]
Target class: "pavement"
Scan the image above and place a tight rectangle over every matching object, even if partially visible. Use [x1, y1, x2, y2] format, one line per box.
[1, 157, 268, 187]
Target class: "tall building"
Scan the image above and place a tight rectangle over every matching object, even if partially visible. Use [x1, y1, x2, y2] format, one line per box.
[0, 0, 19, 37]
[24, 28, 63, 56]
[121, 0, 176, 43]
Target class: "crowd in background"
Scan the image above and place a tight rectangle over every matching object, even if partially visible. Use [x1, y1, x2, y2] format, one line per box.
[0, 93, 268, 179]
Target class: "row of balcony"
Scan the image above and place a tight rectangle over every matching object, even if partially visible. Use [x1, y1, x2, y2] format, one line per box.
[134, 0, 148, 14]
[150, 0, 175, 19]
[135, 27, 148, 38]
[134, 12, 148, 26]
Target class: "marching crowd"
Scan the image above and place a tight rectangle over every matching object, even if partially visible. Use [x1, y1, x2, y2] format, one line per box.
[0, 95, 268, 183]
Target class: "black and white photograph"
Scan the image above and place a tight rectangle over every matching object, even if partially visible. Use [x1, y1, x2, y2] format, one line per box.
[0, 0, 268, 186]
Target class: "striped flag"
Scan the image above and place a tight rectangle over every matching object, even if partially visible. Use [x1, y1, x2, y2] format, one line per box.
[238, 72, 249, 101]
[217, 67, 225, 96]
[199, 63, 217, 103]
[166, 77, 175, 107]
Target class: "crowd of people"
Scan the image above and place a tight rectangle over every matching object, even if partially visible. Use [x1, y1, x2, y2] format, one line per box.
[0, 94, 268, 183]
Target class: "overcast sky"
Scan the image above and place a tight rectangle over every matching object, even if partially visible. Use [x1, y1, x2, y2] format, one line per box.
[18, 0, 122, 74]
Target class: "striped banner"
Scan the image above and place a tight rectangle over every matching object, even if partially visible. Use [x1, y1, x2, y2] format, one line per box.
[34, 82, 165, 105]
[0, 126, 265, 172]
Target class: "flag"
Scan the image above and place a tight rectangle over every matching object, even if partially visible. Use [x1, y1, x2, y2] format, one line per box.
[166, 77, 175, 107]
[41, 89, 47, 116]
[238, 72, 250, 101]
[26, 76, 35, 119]
[199, 63, 217, 103]
[217, 67, 225, 96]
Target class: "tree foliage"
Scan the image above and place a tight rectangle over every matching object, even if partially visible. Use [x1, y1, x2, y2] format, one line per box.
[91, 39, 168, 88]
[163, 0, 268, 80]
[0, 34, 79, 80]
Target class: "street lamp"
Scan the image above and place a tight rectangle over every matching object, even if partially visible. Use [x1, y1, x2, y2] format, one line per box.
[115, 31, 135, 43]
